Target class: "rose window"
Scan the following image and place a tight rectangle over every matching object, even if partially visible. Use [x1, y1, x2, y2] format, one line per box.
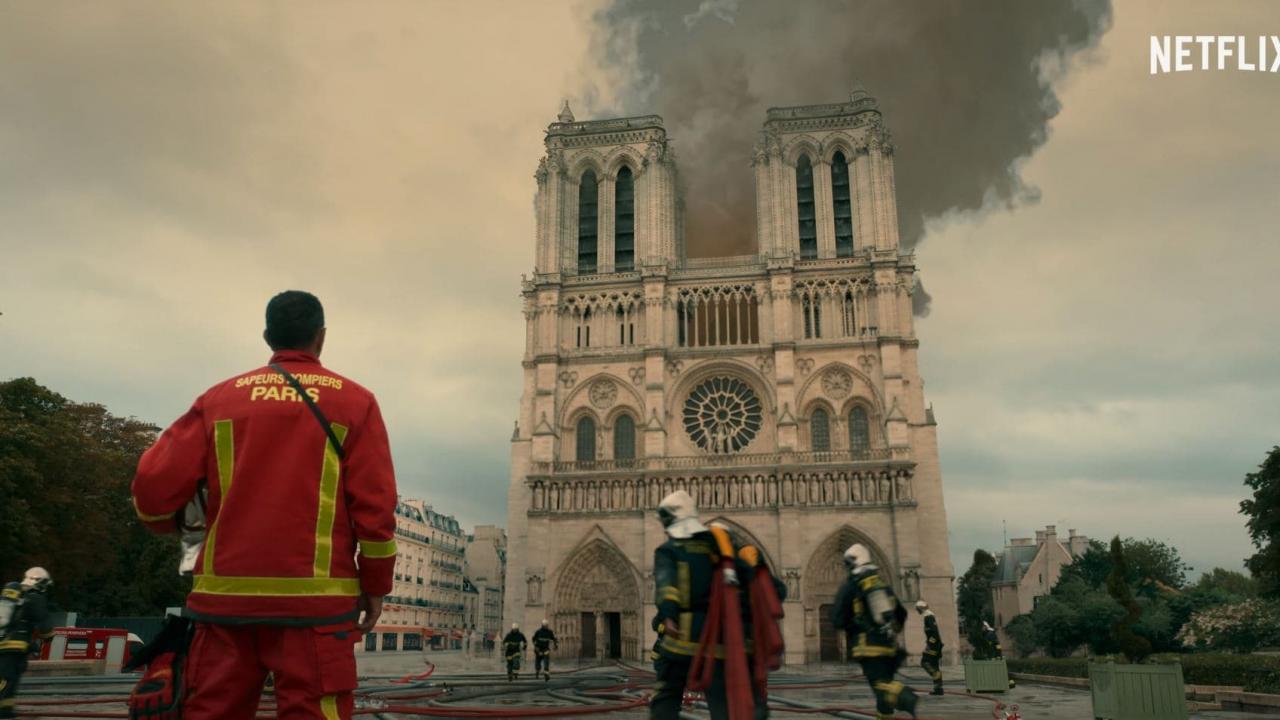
[682, 376, 763, 454]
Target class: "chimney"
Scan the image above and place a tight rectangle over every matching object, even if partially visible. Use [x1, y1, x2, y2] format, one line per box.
[1035, 530, 1046, 545]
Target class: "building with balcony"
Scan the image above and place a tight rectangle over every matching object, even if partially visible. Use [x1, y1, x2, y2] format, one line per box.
[364, 497, 467, 652]
[504, 90, 957, 664]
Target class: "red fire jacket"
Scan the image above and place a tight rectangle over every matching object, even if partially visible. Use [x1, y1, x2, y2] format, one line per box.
[132, 350, 398, 624]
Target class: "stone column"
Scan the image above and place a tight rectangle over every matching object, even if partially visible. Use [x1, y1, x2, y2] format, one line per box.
[598, 174, 616, 274]
[814, 157, 836, 259]
[853, 146, 876, 254]
[753, 148, 773, 256]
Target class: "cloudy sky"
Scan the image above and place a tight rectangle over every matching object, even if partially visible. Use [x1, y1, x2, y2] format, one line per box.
[2, 1, 1276, 579]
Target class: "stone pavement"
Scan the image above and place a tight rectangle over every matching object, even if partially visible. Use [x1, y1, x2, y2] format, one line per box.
[356, 653, 1276, 719]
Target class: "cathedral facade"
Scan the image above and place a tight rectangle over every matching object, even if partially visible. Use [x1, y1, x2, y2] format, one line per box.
[504, 90, 958, 665]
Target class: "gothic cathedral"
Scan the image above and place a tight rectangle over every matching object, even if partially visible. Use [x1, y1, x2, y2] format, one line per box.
[505, 90, 958, 664]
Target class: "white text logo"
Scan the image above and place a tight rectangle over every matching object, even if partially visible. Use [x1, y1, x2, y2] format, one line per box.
[1151, 35, 1280, 74]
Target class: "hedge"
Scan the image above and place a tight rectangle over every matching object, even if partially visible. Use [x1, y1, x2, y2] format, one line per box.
[1008, 654, 1280, 693]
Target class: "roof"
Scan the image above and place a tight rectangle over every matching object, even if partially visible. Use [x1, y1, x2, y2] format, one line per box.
[993, 543, 1041, 585]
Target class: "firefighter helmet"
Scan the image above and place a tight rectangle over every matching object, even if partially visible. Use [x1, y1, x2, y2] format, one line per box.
[21, 567, 51, 592]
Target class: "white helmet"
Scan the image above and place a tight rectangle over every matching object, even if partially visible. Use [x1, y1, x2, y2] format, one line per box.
[843, 543, 873, 571]
[541, 619, 548, 626]
[915, 600, 929, 612]
[658, 490, 709, 539]
[512, 623, 519, 630]
[982, 621, 993, 632]
[21, 567, 51, 591]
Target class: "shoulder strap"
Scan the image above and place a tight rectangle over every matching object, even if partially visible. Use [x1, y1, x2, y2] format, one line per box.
[270, 364, 345, 461]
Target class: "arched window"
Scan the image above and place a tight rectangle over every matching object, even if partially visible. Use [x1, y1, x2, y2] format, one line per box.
[848, 406, 870, 453]
[802, 294, 821, 339]
[796, 155, 817, 259]
[810, 408, 831, 452]
[614, 166, 634, 272]
[613, 414, 636, 460]
[575, 416, 596, 462]
[578, 170, 598, 274]
[831, 151, 854, 257]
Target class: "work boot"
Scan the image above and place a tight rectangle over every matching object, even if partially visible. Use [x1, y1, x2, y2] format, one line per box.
[931, 685, 945, 696]
[900, 686, 920, 719]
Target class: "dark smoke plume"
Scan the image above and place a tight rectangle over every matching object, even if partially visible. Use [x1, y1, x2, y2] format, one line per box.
[590, 0, 1112, 314]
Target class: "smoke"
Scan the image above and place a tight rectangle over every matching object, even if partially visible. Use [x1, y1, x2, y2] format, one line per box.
[588, 0, 1112, 313]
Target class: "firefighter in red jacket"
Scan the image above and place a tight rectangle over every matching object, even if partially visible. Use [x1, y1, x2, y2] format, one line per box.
[132, 290, 398, 720]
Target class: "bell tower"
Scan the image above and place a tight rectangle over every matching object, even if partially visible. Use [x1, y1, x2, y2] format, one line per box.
[533, 103, 681, 279]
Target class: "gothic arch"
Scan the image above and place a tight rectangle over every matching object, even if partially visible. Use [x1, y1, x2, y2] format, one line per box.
[802, 524, 895, 608]
[605, 146, 644, 178]
[568, 150, 606, 181]
[668, 360, 778, 455]
[668, 359, 777, 416]
[785, 135, 822, 167]
[558, 372, 644, 430]
[550, 529, 643, 660]
[794, 361, 885, 419]
[821, 133, 858, 164]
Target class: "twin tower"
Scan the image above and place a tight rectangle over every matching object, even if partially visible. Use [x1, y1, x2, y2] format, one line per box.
[505, 89, 957, 664]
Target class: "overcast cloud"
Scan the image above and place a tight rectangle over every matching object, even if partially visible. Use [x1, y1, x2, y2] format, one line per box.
[1, 1, 1275, 579]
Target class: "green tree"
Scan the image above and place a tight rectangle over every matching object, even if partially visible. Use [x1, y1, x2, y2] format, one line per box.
[1005, 614, 1039, 658]
[1190, 568, 1258, 598]
[1123, 538, 1192, 593]
[0, 378, 186, 616]
[1107, 536, 1152, 663]
[956, 549, 998, 645]
[1030, 596, 1081, 657]
[1059, 540, 1110, 588]
[1241, 446, 1280, 598]
[1077, 590, 1124, 654]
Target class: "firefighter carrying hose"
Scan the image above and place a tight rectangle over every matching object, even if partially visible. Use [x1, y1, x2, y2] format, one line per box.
[649, 491, 782, 720]
[532, 620, 558, 681]
[914, 600, 944, 695]
[832, 544, 918, 720]
[0, 568, 53, 719]
[132, 291, 398, 720]
[503, 624, 527, 681]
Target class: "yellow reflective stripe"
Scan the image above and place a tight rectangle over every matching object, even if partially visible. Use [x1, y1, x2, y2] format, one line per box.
[2, 588, 20, 600]
[132, 497, 175, 523]
[320, 694, 340, 720]
[0, 640, 30, 652]
[193, 574, 360, 597]
[204, 420, 236, 576]
[313, 423, 349, 577]
[358, 537, 396, 559]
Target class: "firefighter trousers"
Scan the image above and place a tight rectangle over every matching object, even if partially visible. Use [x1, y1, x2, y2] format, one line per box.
[650, 655, 769, 720]
[535, 649, 551, 676]
[0, 652, 26, 719]
[921, 652, 943, 691]
[184, 623, 357, 720]
[858, 656, 918, 720]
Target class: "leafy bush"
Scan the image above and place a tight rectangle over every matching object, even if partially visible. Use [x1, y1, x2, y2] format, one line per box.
[1008, 654, 1280, 693]
[1176, 599, 1280, 653]
[1107, 536, 1152, 662]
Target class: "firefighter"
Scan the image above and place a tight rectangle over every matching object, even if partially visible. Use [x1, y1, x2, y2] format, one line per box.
[0, 568, 53, 719]
[531, 620, 557, 681]
[832, 544, 918, 720]
[983, 622, 1004, 660]
[132, 291, 398, 720]
[914, 600, 944, 695]
[503, 624, 527, 681]
[650, 491, 775, 720]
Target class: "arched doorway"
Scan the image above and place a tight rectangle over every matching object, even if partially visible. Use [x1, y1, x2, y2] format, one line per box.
[803, 526, 893, 662]
[550, 538, 642, 661]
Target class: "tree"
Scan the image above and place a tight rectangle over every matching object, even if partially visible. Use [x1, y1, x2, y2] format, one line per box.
[1241, 446, 1280, 598]
[1190, 568, 1258, 598]
[956, 549, 998, 644]
[1107, 536, 1152, 663]
[0, 378, 186, 616]
[1005, 614, 1038, 658]
[1059, 540, 1110, 588]
[1123, 538, 1192, 593]
[1030, 596, 1081, 657]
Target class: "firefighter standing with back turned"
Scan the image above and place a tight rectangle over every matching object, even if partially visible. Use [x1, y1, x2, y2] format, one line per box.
[914, 600, 944, 695]
[0, 568, 53, 719]
[650, 490, 781, 720]
[832, 544, 918, 720]
[503, 624, 527, 681]
[532, 620, 558, 681]
[132, 291, 399, 720]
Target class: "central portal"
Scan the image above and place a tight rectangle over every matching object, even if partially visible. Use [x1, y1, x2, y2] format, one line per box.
[551, 537, 642, 661]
